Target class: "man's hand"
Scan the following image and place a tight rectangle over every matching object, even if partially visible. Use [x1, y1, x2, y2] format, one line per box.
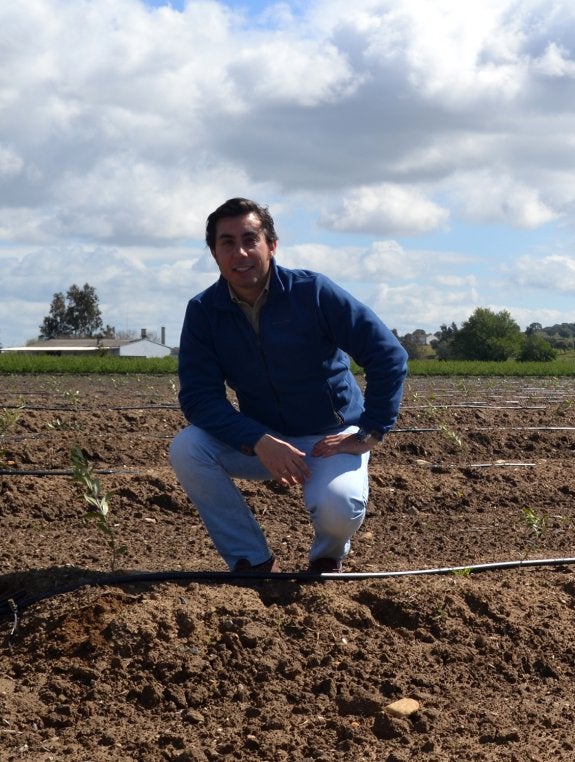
[254, 434, 311, 486]
[311, 432, 373, 458]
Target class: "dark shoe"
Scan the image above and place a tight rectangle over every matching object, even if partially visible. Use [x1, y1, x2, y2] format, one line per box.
[233, 556, 280, 573]
[307, 557, 343, 574]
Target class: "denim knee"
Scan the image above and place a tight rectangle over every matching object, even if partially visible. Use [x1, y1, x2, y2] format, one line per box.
[168, 427, 195, 475]
[309, 490, 366, 539]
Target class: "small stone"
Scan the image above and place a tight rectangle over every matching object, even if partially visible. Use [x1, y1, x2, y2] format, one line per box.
[384, 698, 420, 718]
[182, 709, 204, 724]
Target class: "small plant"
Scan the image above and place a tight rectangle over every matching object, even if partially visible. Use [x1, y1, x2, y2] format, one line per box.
[521, 505, 550, 558]
[0, 447, 15, 469]
[0, 404, 24, 435]
[455, 379, 468, 394]
[63, 389, 81, 409]
[555, 398, 573, 418]
[47, 416, 83, 431]
[522, 505, 548, 539]
[452, 567, 472, 577]
[71, 446, 126, 571]
[438, 423, 462, 448]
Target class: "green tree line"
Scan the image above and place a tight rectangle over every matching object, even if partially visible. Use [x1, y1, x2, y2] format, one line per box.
[398, 308, 572, 363]
[33, 284, 573, 364]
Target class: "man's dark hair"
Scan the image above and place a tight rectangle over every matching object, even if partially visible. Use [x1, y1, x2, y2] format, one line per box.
[205, 198, 278, 251]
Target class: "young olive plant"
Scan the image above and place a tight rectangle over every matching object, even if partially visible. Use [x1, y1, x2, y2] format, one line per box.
[62, 388, 81, 409]
[421, 403, 463, 449]
[451, 566, 472, 577]
[520, 505, 549, 559]
[0, 402, 24, 469]
[555, 397, 573, 418]
[71, 446, 127, 572]
[522, 505, 548, 539]
[0, 402, 24, 434]
[0, 447, 13, 469]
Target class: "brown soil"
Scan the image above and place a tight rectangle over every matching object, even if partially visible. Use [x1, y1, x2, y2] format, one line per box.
[1, 373, 575, 762]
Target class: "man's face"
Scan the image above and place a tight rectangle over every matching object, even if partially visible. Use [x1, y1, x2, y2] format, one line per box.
[212, 212, 276, 304]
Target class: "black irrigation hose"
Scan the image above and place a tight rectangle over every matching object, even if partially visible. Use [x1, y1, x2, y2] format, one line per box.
[2, 557, 575, 619]
[1, 404, 179, 411]
[0, 468, 142, 476]
[0, 459, 545, 476]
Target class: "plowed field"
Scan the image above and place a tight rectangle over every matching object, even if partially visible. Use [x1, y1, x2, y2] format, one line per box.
[1, 374, 574, 761]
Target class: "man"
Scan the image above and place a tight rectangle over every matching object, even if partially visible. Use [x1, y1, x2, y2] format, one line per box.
[169, 198, 408, 574]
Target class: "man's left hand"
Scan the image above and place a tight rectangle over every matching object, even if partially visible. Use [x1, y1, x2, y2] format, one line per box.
[311, 432, 373, 458]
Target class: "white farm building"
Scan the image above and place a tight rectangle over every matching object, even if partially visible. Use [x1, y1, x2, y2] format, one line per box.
[3, 330, 172, 359]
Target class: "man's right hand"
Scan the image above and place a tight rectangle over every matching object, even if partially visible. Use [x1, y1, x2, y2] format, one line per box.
[254, 434, 311, 486]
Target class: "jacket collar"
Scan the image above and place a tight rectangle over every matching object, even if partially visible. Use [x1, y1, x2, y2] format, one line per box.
[213, 258, 286, 309]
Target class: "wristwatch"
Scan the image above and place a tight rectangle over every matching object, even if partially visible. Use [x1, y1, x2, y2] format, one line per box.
[355, 427, 384, 444]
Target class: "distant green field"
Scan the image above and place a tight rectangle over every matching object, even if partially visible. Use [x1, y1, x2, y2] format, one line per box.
[351, 357, 575, 377]
[407, 358, 575, 376]
[1, 353, 574, 376]
[0, 354, 178, 374]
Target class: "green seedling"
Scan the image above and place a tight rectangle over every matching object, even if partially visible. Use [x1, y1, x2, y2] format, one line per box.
[555, 398, 573, 418]
[47, 416, 83, 431]
[522, 505, 547, 539]
[452, 567, 472, 577]
[0, 404, 24, 434]
[438, 423, 462, 448]
[63, 389, 81, 409]
[455, 379, 468, 395]
[71, 446, 127, 571]
[520, 505, 549, 560]
[0, 447, 14, 469]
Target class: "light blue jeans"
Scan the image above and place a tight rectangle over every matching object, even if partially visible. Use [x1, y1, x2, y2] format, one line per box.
[169, 424, 369, 570]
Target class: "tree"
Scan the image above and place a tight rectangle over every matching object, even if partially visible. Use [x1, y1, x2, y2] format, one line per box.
[39, 283, 104, 339]
[398, 332, 421, 360]
[525, 322, 543, 336]
[451, 308, 521, 361]
[430, 322, 458, 360]
[517, 333, 557, 362]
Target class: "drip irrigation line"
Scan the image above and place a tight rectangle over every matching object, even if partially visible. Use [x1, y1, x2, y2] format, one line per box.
[3, 426, 573, 446]
[0, 404, 179, 411]
[2, 557, 574, 619]
[0, 458, 546, 476]
[0, 468, 142, 476]
[404, 404, 548, 410]
[0, 433, 174, 443]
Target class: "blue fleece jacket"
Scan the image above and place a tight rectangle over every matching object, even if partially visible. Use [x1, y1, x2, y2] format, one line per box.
[177, 260, 408, 453]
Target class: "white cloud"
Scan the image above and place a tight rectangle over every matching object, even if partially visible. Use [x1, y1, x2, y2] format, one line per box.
[281, 239, 471, 282]
[371, 281, 480, 335]
[321, 185, 449, 235]
[450, 172, 560, 228]
[506, 253, 575, 293]
[0, 241, 216, 347]
[2, 0, 575, 346]
[534, 42, 575, 78]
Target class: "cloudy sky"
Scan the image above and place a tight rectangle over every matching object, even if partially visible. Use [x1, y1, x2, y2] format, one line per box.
[1, 0, 574, 348]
